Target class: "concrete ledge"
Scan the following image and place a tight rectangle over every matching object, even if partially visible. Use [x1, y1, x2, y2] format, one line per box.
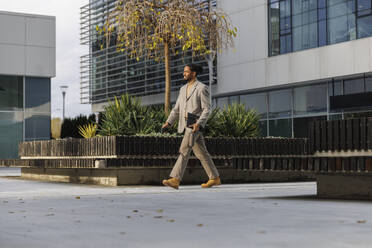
[21, 167, 315, 186]
[317, 172, 372, 200]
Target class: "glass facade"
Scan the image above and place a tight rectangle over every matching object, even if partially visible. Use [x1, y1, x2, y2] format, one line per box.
[269, 0, 372, 56]
[25, 77, 51, 141]
[80, 0, 217, 104]
[0, 75, 51, 158]
[214, 73, 372, 138]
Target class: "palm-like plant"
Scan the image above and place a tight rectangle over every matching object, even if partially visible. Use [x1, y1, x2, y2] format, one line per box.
[99, 94, 169, 136]
[78, 123, 98, 138]
[208, 103, 261, 137]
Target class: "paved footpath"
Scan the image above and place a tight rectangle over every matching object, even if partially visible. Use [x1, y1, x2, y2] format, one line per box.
[0, 167, 371, 248]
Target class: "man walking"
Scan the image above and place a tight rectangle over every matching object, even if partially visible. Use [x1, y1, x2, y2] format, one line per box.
[162, 64, 220, 189]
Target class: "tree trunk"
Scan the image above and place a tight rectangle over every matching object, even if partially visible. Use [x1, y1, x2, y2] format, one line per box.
[164, 42, 171, 116]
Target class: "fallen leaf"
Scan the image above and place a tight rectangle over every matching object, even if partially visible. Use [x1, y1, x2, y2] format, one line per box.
[126, 216, 131, 219]
[257, 230, 266, 234]
[75, 196, 81, 199]
[167, 219, 175, 223]
[197, 224, 203, 227]
[8, 211, 14, 214]
[154, 216, 163, 219]
[156, 209, 164, 213]
[133, 210, 138, 213]
[357, 220, 367, 224]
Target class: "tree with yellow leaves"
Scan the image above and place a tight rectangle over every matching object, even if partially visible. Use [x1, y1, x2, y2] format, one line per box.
[100, 0, 236, 115]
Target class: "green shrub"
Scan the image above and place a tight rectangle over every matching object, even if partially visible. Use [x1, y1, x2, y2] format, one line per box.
[205, 103, 261, 137]
[99, 94, 169, 136]
[98, 94, 259, 138]
[61, 114, 96, 138]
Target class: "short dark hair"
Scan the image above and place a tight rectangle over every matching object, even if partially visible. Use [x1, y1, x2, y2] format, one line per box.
[186, 63, 203, 76]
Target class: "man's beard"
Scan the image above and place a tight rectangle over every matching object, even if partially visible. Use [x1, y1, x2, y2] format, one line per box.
[184, 76, 194, 82]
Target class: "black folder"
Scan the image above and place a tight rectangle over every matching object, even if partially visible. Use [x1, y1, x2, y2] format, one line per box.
[187, 113, 199, 127]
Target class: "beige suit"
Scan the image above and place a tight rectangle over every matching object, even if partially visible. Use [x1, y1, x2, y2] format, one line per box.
[166, 80, 219, 181]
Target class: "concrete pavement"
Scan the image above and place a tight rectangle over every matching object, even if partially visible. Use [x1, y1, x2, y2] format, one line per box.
[0, 167, 371, 248]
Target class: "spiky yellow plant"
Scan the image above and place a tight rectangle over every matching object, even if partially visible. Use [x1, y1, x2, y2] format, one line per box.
[78, 123, 98, 138]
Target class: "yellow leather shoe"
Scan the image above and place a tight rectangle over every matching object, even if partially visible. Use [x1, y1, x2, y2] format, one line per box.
[162, 177, 180, 190]
[201, 177, 221, 188]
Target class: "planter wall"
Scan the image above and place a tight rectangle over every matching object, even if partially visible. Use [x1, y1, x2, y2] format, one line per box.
[19, 136, 308, 158]
[308, 117, 372, 152]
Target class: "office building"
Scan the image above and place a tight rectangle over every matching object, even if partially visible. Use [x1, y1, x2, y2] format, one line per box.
[0, 11, 55, 158]
[81, 0, 372, 137]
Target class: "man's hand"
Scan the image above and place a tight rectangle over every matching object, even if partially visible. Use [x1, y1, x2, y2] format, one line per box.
[192, 123, 200, 132]
[162, 122, 170, 129]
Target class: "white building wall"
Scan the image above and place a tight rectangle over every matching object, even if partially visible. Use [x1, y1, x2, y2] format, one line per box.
[0, 11, 55, 78]
[216, 0, 372, 95]
[93, 0, 372, 112]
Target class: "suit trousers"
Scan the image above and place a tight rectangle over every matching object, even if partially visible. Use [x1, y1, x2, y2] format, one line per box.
[170, 128, 219, 181]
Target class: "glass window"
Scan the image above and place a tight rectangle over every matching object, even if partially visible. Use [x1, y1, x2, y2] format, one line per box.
[25, 112, 51, 141]
[327, 0, 356, 44]
[269, 119, 292, 137]
[280, 34, 292, 54]
[229, 96, 239, 105]
[240, 93, 267, 118]
[358, 15, 372, 38]
[319, 0, 327, 9]
[217, 97, 228, 109]
[294, 84, 327, 115]
[334, 80, 343, 95]
[0, 75, 23, 111]
[357, 0, 371, 12]
[211, 98, 217, 109]
[280, 0, 291, 18]
[318, 8, 327, 20]
[344, 77, 364, 94]
[259, 120, 268, 137]
[292, 0, 318, 51]
[365, 77, 372, 91]
[0, 112, 23, 158]
[25, 77, 51, 113]
[269, 89, 292, 118]
[269, 2, 280, 56]
[318, 20, 327, 46]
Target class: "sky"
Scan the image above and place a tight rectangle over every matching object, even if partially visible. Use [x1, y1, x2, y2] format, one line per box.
[0, 0, 91, 119]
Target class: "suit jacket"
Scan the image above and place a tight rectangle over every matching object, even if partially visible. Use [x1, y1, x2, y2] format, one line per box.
[166, 80, 211, 133]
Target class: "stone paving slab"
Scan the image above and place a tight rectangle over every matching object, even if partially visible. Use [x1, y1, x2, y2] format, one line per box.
[0, 168, 371, 248]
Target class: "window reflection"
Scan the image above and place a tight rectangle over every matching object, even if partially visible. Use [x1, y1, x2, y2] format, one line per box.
[0, 75, 23, 111]
[344, 78, 364, 94]
[217, 97, 228, 109]
[25, 77, 51, 113]
[0, 112, 23, 158]
[25, 113, 51, 141]
[269, 89, 292, 118]
[294, 84, 327, 115]
[240, 93, 267, 118]
[269, 119, 292, 137]
[269, 0, 372, 55]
